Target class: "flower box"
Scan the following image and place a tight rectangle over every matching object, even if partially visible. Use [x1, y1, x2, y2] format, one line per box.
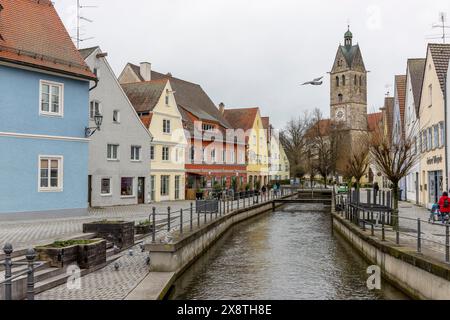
[83, 221, 134, 249]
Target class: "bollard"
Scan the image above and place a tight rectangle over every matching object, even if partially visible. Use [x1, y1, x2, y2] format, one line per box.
[3, 243, 13, 300]
[231, 197, 233, 212]
[26, 248, 36, 301]
[446, 225, 449, 263]
[167, 206, 171, 231]
[362, 219, 366, 231]
[180, 209, 183, 234]
[190, 203, 193, 232]
[381, 214, 385, 241]
[417, 219, 421, 253]
[371, 223, 374, 236]
[396, 227, 400, 245]
[152, 207, 156, 243]
[197, 203, 200, 227]
[237, 194, 240, 210]
[204, 202, 207, 224]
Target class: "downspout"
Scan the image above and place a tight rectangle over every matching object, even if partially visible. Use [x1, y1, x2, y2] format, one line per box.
[89, 79, 98, 91]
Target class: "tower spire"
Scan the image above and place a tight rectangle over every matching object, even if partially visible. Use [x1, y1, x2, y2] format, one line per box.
[344, 26, 353, 47]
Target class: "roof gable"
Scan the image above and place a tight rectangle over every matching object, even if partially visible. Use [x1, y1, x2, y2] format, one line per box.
[0, 0, 95, 80]
[332, 44, 366, 72]
[406, 58, 426, 115]
[428, 44, 450, 94]
[394, 75, 407, 131]
[121, 79, 168, 113]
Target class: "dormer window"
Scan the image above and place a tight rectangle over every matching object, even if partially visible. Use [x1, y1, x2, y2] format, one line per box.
[202, 123, 215, 131]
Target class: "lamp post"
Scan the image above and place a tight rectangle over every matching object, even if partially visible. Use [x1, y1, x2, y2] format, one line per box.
[85, 112, 103, 137]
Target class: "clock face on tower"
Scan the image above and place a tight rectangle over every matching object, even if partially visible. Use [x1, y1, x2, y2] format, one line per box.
[335, 107, 346, 122]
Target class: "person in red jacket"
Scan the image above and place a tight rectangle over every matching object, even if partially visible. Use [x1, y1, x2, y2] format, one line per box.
[438, 192, 450, 223]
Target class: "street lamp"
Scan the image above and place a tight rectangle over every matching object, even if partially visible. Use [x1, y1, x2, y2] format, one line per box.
[85, 112, 103, 137]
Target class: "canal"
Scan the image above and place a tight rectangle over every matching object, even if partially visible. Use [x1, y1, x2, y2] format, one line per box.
[169, 204, 409, 300]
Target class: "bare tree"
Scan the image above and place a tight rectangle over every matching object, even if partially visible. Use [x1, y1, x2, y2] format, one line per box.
[345, 136, 370, 190]
[280, 111, 313, 179]
[369, 126, 420, 228]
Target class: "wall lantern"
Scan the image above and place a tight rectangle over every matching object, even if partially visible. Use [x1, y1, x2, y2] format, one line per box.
[85, 112, 103, 137]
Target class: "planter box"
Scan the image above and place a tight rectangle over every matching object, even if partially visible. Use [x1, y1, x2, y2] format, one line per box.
[35, 239, 106, 269]
[36, 244, 78, 268]
[83, 221, 134, 249]
[135, 224, 154, 235]
[78, 239, 107, 269]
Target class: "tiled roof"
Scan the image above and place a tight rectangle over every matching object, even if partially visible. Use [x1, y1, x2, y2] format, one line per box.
[223, 108, 259, 131]
[261, 117, 270, 130]
[121, 79, 168, 113]
[407, 58, 426, 115]
[429, 43, 450, 94]
[368, 112, 383, 132]
[126, 63, 231, 128]
[382, 97, 395, 139]
[0, 0, 95, 80]
[395, 75, 407, 134]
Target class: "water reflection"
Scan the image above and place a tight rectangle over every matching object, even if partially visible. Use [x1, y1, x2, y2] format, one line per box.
[170, 204, 409, 300]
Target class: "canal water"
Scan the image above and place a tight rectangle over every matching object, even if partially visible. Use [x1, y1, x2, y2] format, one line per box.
[169, 204, 409, 300]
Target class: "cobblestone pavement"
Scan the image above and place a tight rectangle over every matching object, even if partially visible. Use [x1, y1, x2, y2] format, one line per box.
[0, 201, 193, 250]
[35, 243, 151, 300]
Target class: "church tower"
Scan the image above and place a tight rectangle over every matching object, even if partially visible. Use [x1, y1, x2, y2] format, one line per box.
[330, 27, 367, 132]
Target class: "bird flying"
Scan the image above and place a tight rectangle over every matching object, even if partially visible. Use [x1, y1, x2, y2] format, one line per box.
[301, 76, 323, 86]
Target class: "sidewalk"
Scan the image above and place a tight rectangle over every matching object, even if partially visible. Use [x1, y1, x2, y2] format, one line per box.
[0, 201, 192, 251]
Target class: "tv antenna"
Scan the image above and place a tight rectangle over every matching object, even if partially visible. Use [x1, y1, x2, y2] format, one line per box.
[426, 12, 450, 43]
[74, 0, 97, 49]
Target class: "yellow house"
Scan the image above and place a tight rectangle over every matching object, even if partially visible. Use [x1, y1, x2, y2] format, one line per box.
[223, 107, 269, 188]
[121, 78, 187, 202]
[418, 44, 450, 208]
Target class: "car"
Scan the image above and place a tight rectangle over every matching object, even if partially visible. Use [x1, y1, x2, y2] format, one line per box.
[337, 184, 348, 194]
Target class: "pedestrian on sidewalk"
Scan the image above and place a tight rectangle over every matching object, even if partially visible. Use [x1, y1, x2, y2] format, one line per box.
[438, 192, 450, 224]
[429, 202, 440, 223]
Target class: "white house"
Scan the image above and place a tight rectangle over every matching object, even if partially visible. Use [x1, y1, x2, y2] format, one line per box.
[80, 47, 152, 207]
[404, 58, 425, 205]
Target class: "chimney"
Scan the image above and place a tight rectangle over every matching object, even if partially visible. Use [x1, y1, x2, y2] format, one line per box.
[219, 102, 225, 114]
[140, 62, 152, 81]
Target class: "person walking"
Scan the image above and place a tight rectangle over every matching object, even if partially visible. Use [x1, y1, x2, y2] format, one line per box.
[438, 192, 450, 224]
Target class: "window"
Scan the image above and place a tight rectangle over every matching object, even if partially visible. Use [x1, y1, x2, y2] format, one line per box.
[359, 76, 363, 86]
[175, 176, 180, 200]
[150, 146, 155, 160]
[338, 94, 343, 103]
[440, 122, 445, 148]
[107, 144, 119, 160]
[342, 75, 346, 86]
[113, 110, 120, 123]
[90, 101, 101, 119]
[121, 177, 134, 196]
[161, 175, 170, 196]
[162, 146, 170, 161]
[223, 149, 226, 163]
[230, 149, 235, 164]
[336, 76, 339, 87]
[39, 156, 63, 191]
[202, 123, 215, 131]
[434, 125, 439, 149]
[101, 178, 111, 195]
[428, 128, 432, 151]
[354, 75, 357, 86]
[131, 146, 141, 161]
[165, 95, 169, 105]
[163, 119, 171, 133]
[422, 131, 427, 152]
[190, 146, 195, 162]
[211, 149, 216, 162]
[40, 81, 63, 116]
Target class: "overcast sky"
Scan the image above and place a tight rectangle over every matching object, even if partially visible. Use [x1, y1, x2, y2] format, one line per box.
[55, 0, 450, 129]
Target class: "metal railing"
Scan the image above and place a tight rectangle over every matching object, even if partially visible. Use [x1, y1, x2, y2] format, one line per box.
[335, 189, 450, 264]
[149, 187, 295, 243]
[1, 244, 43, 300]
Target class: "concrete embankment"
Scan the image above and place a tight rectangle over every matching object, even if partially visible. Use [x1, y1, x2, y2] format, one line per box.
[126, 195, 296, 300]
[332, 212, 450, 300]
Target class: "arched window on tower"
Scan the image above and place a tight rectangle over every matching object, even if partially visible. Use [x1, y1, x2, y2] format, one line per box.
[360, 75, 363, 86]
[336, 76, 340, 87]
[338, 94, 343, 103]
[342, 75, 346, 86]
[354, 75, 357, 86]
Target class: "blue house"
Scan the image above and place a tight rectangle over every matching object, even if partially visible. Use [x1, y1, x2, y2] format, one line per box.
[0, 0, 96, 216]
